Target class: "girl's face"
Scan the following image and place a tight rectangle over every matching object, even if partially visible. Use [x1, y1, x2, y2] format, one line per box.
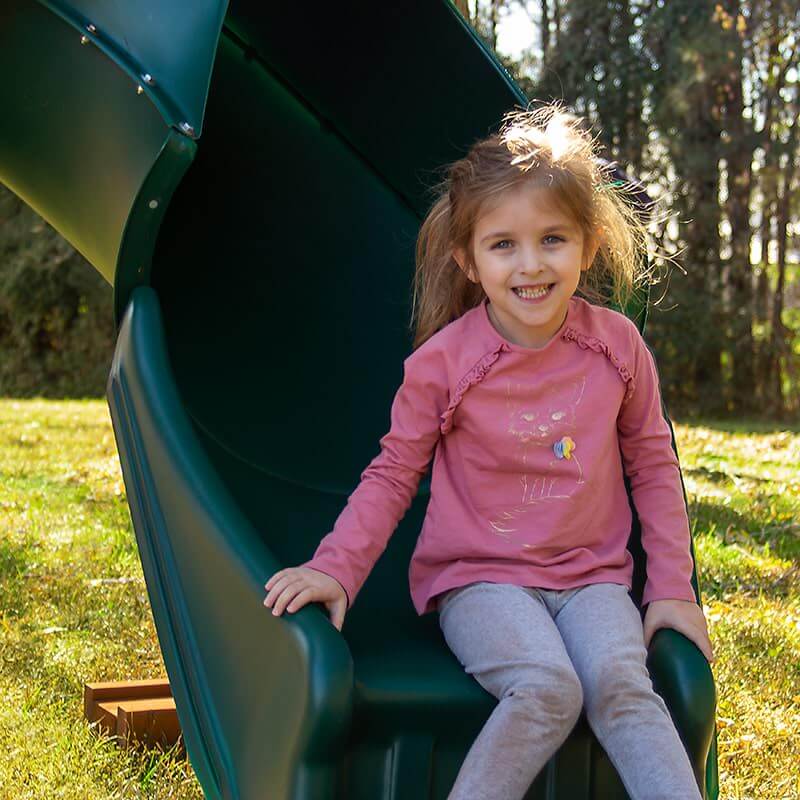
[454, 183, 599, 349]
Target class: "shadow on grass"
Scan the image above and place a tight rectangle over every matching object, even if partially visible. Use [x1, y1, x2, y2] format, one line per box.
[675, 416, 800, 435]
[684, 465, 775, 485]
[0, 537, 34, 582]
[690, 495, 799, 601]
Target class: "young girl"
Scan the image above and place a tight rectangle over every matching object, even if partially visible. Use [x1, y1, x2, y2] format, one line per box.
[264, 102, 714, 800]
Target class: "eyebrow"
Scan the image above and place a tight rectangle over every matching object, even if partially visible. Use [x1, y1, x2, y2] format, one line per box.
[480, 225, 573, 244]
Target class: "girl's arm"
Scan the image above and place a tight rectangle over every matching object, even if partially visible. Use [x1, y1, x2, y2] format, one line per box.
[617, 329, 714, 661]
[279, 342, 449, 613]
[616, 326, 696, 608]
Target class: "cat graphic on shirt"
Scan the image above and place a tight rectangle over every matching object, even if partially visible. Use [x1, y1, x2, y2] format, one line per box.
[489, 376, 586, 538]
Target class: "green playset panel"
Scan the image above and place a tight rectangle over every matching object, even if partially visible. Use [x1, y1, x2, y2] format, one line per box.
[1, 1, 719, 797]
[0, 0, 173, 283]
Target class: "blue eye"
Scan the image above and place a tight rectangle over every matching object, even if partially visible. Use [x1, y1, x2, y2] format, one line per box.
[544, 235, 564, 244]
[492, 240, 512, 249]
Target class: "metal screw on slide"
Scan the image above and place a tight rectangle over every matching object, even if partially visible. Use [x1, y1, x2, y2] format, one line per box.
[141, 73, 156, 86]
[80, 23, 96, 45]
[178, 122, 196, 137]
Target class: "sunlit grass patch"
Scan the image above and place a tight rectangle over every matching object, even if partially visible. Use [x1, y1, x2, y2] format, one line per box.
[708, 594, 800, 799]
[675, 420, 800, 799]
[0, 400, 797, 798]
[0, 399, 202, 799]
[0, 679, 199, 799]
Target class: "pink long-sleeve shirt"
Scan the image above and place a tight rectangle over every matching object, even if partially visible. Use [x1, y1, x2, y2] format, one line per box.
[301, 294, 696, 615]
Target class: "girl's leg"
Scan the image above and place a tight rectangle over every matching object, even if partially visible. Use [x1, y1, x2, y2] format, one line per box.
[553, 582, 703, 800]
[438, 582, 584, 800]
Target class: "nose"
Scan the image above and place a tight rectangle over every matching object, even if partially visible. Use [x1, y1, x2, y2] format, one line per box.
[518, 250, 546, 277]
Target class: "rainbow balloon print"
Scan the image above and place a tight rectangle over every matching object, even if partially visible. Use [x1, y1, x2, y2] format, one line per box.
[553, 436, 575, 460]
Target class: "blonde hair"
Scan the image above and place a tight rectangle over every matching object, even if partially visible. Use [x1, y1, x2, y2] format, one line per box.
[411, 101, 656, 348]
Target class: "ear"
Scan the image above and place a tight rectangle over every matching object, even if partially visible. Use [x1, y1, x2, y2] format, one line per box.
[453, 246, 478, 283]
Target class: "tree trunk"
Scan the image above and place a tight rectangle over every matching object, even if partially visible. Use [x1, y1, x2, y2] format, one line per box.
[479, 0, 500, 50]
[453, 0, 471, 21]
[769, 115, 798, 415]
[722, 0, 756, 410]
[553, 0, 561, 51]
[541, 0, 550, 68]
[754, 8, 784, 405]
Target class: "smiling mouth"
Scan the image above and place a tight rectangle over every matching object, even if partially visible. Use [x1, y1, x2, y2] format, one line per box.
[513, 284, 553, 300]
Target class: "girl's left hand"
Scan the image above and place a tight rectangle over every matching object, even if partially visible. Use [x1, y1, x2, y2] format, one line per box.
[642, 599, 715, 664]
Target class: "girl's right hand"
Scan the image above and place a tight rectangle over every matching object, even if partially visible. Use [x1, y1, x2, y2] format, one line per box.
[264, 566, 348, 631]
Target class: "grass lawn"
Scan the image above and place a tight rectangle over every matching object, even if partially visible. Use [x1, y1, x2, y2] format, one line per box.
[0, 399, 798, 799]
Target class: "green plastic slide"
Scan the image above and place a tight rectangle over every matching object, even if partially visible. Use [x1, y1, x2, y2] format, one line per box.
[0, 1, 718, 797]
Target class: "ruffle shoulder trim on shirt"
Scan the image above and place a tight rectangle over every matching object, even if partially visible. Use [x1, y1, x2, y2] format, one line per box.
[561, 326, 636, 404]
[439, 342, 510, 435]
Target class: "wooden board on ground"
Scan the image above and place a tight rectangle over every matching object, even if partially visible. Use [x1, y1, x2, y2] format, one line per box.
[84, 679, 183, 753]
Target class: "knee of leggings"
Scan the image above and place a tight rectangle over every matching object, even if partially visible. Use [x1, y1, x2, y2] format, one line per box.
[506, 669, 584, 728]
[587, 670, 664, 722]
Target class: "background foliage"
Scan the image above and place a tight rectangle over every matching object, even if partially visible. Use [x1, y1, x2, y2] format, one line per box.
[1, 0, 798, 417]
[0, 187, 114, 397]
[460, 0, 799, 419]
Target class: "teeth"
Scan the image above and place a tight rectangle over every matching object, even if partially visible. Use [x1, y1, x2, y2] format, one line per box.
[514, 284, 551, 299]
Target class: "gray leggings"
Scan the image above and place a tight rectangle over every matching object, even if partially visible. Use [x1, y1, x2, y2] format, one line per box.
[437, 581, 702, 800]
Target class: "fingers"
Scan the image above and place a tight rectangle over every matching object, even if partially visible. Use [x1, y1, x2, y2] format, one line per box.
[642, 625, 653, 649]
[263, 573, 305, 611]
[328, 599, 346, 632]
[694, 629, 715, 663]
[266, 582, 315, 617]
[264, 568, 296, 593]
[263, 569, 347, 632]
[687, 629, 714, 663]
[647, 619, 715, 664]
[682, 611, 715, 663]
[283, 587, 316, 614]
